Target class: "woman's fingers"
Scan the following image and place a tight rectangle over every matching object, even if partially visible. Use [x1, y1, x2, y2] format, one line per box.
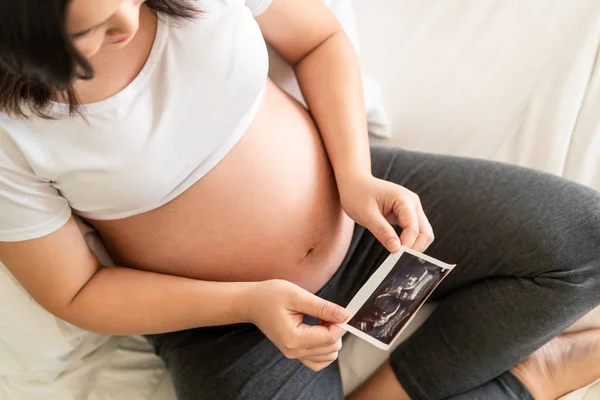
[393, 195, 420, 249]
[281, 319, 345, 360]
[368, 196, 423, 252]
[293, 289, 349, 325]
[295, 323, 345, 349]
[341, 177, 433, 254]
[367, 209, 401, 252]
[301, 359, 336, 372]
[254, 280, 348, 371]
[279, 325, 338, 360]
[283, 323, 346, 360]
[303, 338, 342, 357]
[302, 351, 340, 363]
[412, 201, 434, 252]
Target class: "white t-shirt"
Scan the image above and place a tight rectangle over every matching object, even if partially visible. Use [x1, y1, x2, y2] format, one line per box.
[0, 0, 272, 242]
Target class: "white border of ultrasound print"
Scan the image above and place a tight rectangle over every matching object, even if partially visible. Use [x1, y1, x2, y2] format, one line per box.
[339, 247, 455, 351]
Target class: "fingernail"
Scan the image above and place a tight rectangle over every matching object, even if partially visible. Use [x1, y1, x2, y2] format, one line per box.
[335, 308, 348, 322]
[387, 238, 401, 252]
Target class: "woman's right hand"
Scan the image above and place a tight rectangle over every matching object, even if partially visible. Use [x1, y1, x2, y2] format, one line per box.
[247, 279, 350, 372]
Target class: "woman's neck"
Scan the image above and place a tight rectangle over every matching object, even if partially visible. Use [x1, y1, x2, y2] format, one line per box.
[70, 6, 158, 105]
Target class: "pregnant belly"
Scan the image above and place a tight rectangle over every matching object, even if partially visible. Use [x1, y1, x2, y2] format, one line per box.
[90, 80, 355, 293]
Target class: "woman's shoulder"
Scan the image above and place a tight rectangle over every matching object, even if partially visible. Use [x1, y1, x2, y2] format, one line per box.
[0, 113, 67, 167]
[0, 117, 36, 176]
[0, 116, 36, 159]
[0, 114, 26, 142]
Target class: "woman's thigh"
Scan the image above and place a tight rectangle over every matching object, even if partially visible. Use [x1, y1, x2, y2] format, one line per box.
[146, 324, 344, 400]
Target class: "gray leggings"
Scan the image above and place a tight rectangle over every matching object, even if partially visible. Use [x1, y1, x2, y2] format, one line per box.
[147, 147, 600, 400]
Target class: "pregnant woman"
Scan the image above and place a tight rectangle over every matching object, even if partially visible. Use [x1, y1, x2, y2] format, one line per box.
[1, 1, 599, 399]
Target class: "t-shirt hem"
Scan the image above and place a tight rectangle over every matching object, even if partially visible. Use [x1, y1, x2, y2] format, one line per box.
[78, 128, 246, 221]
[0, 205, 71, 243]
[74, 87, 265, 221]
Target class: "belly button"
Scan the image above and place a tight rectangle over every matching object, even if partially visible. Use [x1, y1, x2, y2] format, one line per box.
[305, 248, 315, 258]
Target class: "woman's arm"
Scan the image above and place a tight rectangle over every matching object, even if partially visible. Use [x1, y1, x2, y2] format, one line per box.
[0, 217, 253, 335]
[257, 0, 370, 184]
[0, 217, 347, 340]
[257, 0, 434, 253]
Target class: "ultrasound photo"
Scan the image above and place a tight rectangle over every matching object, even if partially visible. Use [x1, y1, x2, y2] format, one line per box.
[342, 248, 454, 350]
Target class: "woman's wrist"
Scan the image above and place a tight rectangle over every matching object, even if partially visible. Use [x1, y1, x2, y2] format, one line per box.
[235, 281, 262, 324]
[335, 168, 373, 197]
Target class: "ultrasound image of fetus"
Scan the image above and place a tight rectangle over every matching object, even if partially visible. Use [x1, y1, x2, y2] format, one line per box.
[348, 253, 450, 345]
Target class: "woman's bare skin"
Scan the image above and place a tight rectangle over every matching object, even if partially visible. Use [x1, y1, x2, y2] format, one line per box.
[512, 329, 600, 400]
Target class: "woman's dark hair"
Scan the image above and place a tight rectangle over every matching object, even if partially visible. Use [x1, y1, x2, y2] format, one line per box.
[0, 0, 198, 118]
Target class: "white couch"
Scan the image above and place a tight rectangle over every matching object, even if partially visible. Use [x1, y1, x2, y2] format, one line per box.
[1, 1, 599, 399]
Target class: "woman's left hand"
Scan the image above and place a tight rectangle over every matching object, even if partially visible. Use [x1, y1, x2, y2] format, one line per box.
[339, 174, 435, 253]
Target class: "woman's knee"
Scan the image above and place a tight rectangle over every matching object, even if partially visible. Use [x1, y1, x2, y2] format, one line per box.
[535, 199, 600, 302]
[503, 175, 599, 289]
